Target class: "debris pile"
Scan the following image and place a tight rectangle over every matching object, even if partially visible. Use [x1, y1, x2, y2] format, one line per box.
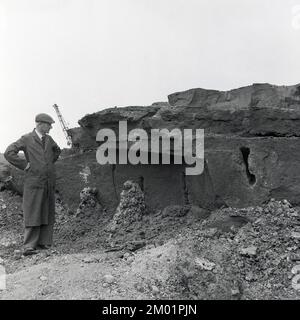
[0, 191, 23, 259]
[0, 168, 22, 195]
[107, 181, 146, 233]
[167, 199, 300, 299]
[0, 163, 11, 192]
[54, 192, 70, 225]
[76, 187, 99, 216]
[1, 182, 300, 299]
[162, 205, 191, 218]
[228, 199, 300, 297]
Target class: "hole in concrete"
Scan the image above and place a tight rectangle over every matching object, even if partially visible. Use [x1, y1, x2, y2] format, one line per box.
[240, 147, 256, 185]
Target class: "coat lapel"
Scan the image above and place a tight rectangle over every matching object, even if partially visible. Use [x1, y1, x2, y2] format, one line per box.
[31, 130, 43, 147]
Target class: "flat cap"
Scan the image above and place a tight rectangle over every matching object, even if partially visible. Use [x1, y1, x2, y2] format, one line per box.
[35, 113, 55, 124]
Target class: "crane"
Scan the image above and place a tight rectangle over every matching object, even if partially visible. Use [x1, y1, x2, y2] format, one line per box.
[53, 104, 72, 146]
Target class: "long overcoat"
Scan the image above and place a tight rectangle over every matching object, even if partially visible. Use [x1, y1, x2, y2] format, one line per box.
[4, 130, 61, 226]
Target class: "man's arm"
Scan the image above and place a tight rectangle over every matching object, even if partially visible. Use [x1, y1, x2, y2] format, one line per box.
[4, 137, 28, 171]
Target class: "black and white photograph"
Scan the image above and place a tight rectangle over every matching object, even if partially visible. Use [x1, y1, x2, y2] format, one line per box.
[0, 0, 300, 305]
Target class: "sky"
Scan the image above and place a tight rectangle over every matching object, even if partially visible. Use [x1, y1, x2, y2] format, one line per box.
[0, 0, 300, 151]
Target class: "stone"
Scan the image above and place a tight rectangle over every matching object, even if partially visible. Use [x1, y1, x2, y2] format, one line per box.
[291, 232, 300, 239]
[82, 257, 98, 263]
[203, 228, 218, 238]
[2, 242, 10, 248]
[195, 257, 216, 271]
[108, 181, 146, 232]
[40, 286, 57, 296]
[290, 253, 300, 261]
[0, 257, 4, 265]
[39, 276, 47, 281]
[253, 218, 262, 225]
[123, 252, 131, 259]
[151, 285, 160, 294]
[135, 284, 145, 293]
[291, 274, 300, 291]
[294, 226, 300, 232]
[126, 256, 135, 264]
[13, 250, 22, 259]
[289, 211, 299, 217]
[231, 288, 240, 296]
[239, 246, 257, 257]
[103, 274, 115, 284]
[245, 272, 255, 282]
[126, 241, 146, 252]
[115, 252, 124, 259]
[0, 158, 24, 195]
[291, 265, 300, 275]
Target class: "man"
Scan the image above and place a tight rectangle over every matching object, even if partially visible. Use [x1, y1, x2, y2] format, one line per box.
[4, 113, 61, 256]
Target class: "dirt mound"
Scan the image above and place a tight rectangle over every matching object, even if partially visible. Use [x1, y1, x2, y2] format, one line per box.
[1, 186, 300, 300]
[53, 185, 206, 255]
[107, 180, 146, 233]
[166, 199, 300, 299]
[0, 191, 23, 247]
[0, 188, 207, 300]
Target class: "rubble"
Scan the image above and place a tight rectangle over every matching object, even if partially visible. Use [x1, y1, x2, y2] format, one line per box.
[103, 274, 115, 284]
[291, 231, 300, 239]
[82, 257, 99, 264]
[292, 275, 300, 291]
[291, 265, 300, 275]
[151, 285, 160, 295]
[231, 288, 240, 297]
[239, 246, 257, 257]
[39, 276, 48, 282]
[166, 199, 300, 299]
[1, 184, 300, 299]
[290, 254, 300, 262]
[75, 187, 101, 217]
[194, 257, 216, 271]
[107, 180, 146, 233]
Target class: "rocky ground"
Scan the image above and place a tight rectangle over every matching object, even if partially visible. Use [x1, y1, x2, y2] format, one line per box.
[0, 184, 300, 300]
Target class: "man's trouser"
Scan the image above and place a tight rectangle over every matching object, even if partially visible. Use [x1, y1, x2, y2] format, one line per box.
[24, 223, 54, 249]
[23, 180, 55, 249]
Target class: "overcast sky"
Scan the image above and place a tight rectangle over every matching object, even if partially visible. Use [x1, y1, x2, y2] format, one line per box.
[0, 0, 300, 151]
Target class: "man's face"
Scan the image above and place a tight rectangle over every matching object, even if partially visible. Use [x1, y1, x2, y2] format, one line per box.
[37, 122, 53, 135]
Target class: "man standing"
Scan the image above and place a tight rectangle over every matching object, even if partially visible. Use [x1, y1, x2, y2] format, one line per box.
[4, 113, 61, 255]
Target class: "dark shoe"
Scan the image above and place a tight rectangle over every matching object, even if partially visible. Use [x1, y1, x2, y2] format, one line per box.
[37, 245, 51, 250]
[23, 247, 38, 256]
